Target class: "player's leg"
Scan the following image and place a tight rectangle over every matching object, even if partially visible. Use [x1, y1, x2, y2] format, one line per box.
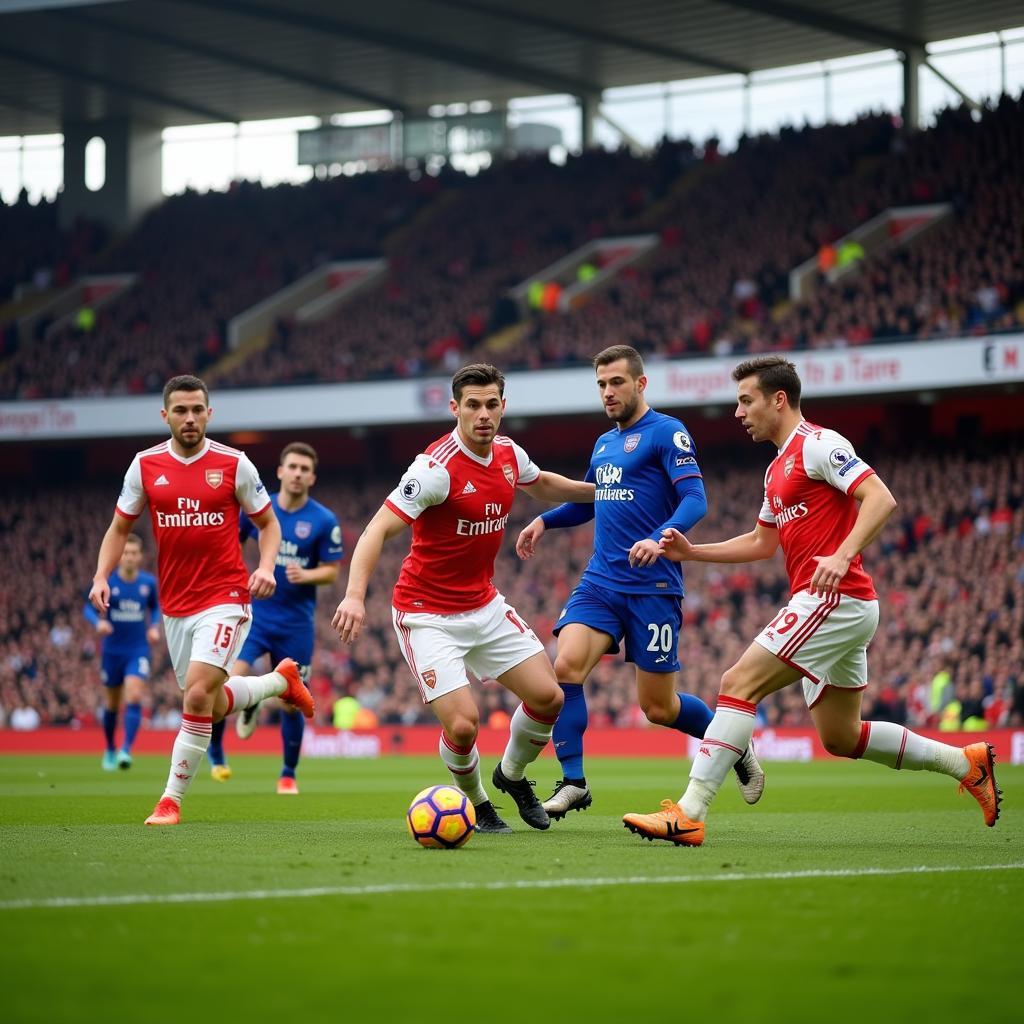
[235, 619, 276, 741]
[810, 665, 1001, 827]
[393, 605, 509, 833]
[146, 658, 227, 825]
[546, 582, 620, 812]
[470, 597, 560, 830]
[117, 660, 148, 769]
[276, 641, 312, 793]
[101, 670, 122, 771]
[624, 641, 798, 845]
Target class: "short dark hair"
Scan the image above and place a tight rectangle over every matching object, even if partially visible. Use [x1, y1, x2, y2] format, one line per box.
[732, 356, 801, 408]
[124, 533, 144, 549]
[593, 345, 644, 379]
[451, 363, 505, 402]
[162, 374, 209, 408]
[280, 441, 318, 471]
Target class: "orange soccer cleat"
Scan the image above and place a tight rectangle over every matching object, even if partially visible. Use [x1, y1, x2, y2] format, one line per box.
[959, 742, 1002, 827]
[144, 796, 181, 826]
[274, 659, 315, 719]
[623, 800, 705, 846]
[276, 776, 299, 795]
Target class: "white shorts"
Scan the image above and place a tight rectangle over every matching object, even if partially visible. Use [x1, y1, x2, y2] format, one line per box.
[162, 603, 252, 689]
[754, 590, 879, 709]
[392, 592, 545, 704]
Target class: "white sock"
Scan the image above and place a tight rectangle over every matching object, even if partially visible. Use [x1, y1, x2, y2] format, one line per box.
[501, 703, 557, 781]
[439, 731, 488, 806]
[855, 721, 969, 778]
[224, 671, 286, 713]
[680, 696, 756, 821]
[161, 713, 212, 804]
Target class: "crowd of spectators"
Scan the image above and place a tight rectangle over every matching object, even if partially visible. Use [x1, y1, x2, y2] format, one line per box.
[3, 96, 1022, 400]
[2, 435, 1021, 738]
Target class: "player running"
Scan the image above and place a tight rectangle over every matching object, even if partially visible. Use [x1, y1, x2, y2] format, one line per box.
[622, 355, 1001, 846]
[83, 533, 160, 771]
[207, 442, 343, 793]
[333, 363, 594, 833]
[516, 345, 763, 820]
[89, 375, 314, 826]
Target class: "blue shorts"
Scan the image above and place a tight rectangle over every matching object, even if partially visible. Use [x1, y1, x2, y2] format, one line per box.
[238, 618, 314, 683]
[553, 579, 682, 673]
[100, 649, 152, 688]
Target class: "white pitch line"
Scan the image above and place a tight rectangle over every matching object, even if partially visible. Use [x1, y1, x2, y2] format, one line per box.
[2, 862, 1022, 912]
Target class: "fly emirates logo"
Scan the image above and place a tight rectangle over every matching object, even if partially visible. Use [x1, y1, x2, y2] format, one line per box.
[772, 494, 809, 526]
[155, 496, 226, 529]
[456, 502, 509, 536]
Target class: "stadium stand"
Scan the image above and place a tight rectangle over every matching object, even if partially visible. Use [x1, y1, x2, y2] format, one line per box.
[2, 97, 1022, 400]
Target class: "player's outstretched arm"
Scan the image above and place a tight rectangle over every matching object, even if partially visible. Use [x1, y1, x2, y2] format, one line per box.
[248, 505, 282, 599]
[659, 522, 780, 564]
[810, 474, 897, 596]
[524, 471, 595, 504]
[89, 514, 135, 612]
[333, 505, 408, 645]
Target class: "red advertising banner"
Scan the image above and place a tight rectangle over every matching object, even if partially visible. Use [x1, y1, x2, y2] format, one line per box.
[3, 727, 1022, 764]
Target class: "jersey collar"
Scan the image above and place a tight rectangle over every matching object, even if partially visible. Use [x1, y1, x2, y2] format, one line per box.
[777, 419, 807, 455]
[167, 438, 211, 465]
[451, 428, 493, 466]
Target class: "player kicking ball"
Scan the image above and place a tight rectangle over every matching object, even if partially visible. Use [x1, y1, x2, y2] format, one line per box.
[622, 356, 1001, 846]
[334, 363, 594, 833]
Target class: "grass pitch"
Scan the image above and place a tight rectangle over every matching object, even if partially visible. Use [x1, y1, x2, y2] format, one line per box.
[1, 753, 1020, 1023]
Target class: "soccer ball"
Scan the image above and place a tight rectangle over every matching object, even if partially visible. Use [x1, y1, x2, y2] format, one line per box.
[406, 785, 476, 849]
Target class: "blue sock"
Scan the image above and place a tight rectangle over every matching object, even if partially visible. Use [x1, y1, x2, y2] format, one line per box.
[552, 683, 587, 781]
[209, 718, 226, 765]
[281, 711, 304, 779]
[669, 692, 714, 739]
[122, 703, 142, 752]
[102, 709, 117, 752]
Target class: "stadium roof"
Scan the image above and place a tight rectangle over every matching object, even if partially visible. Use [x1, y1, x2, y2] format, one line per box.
[0, 0, 1020, 136]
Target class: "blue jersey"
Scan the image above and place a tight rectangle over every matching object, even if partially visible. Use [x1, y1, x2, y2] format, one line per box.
[83, 570, 160, 652]
[582, 408, 704, 597]
[240, 493, 343, 631]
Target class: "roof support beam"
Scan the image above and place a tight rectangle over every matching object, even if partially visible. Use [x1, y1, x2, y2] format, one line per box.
[434, 0, 750, 76]
[711, 0, 927, 54]
[0, 42, 237, 123]
[54, 9, 406, 113]
[177, 0, 605, 99]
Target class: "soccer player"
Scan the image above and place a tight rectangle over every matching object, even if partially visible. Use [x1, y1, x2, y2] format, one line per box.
[207, 442, 343, 793]
[89, 375, 315, 826]
[333, 363, 594, 833]
[83, 533, 160, 771]
[516, 345, 763, 819]
[622, 355, 1002, 846]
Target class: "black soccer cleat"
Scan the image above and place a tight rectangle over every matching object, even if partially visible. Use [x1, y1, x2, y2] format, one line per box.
[541, 779, 593, 820]
[491, 764, 550, 830]
[473, 800, 513, 834]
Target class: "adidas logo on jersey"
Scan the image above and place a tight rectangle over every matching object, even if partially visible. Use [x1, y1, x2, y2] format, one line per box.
[461, 481, 477, 495]
[154, 474, 170, 486]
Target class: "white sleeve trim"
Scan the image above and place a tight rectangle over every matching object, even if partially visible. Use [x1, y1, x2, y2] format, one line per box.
[235, 453, 271, 514]
[802, 429, 872, 495]
[116, 454, 146, 516]
[511, 441, 541, 485]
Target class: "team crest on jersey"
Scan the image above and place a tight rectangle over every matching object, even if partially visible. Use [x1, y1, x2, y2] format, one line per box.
[502, 464, 515, 486]
[624, 433, 641, 453]
[784, 455, 796, 477]
[205, 469, 224, 488]
[294, 521, 312, 540]
[421, 669, 437, 689]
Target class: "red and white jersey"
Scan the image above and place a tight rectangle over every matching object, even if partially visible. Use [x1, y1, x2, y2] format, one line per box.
[115, 438, 271, 617]
[386, 429, 541, 614]
[758, 420, 877, 601]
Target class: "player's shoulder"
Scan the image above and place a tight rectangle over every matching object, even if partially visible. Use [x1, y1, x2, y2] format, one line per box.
[304, 496, 338, 523]
[136, 439, 170, 460]
[800, 422, 854, 453]
[207, 439, 246, 460]
[139, 570, 158, 585]
[647, 409, 696, 451]
[423, 431, 461, 467]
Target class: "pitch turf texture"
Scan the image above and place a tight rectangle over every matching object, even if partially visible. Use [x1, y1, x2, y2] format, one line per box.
[2, 755, 1020, 1023]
